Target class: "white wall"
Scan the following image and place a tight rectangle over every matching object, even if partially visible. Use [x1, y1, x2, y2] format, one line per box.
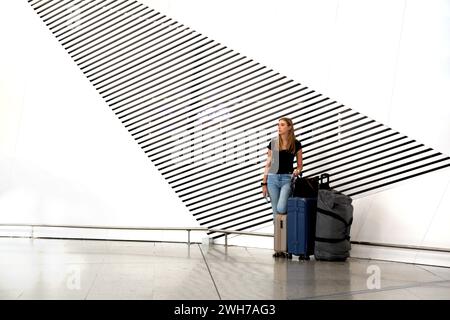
[1, 0, 449, 265]
[142, 0, 450, 258]
[145, 0, 450, 155]
[0, 0, 206, 243]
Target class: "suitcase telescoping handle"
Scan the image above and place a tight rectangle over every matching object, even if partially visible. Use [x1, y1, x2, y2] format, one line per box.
[320, 173, 330, 184]
[319, 173, 331, 190]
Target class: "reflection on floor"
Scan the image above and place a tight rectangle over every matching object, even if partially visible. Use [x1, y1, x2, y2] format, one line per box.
[0, 238, 449, 300]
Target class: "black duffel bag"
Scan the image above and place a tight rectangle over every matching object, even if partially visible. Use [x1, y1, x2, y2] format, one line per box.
[290, 173, 319, 198]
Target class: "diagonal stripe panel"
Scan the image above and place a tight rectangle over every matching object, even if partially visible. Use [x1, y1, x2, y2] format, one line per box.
[28, 0, 450, 238]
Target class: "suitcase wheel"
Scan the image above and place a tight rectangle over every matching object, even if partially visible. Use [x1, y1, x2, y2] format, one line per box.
[274, 252, 290, 259]
[272, 252, 283, 258]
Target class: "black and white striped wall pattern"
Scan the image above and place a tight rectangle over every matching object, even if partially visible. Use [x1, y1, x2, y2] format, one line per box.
[28, 0, 450, 238]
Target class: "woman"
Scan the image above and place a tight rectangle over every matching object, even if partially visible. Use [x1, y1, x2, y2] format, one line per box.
[261, 117, 303, 255]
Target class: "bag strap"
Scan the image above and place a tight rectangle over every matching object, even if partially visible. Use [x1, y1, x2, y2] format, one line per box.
[315, 236, 350, 243]
[317, 207, 352, 227]
[289, 175, 296, 197]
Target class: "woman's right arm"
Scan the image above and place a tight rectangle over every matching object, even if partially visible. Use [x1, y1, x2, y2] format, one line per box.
[263, 149, 272, 183]
[262, 149, 272, 196]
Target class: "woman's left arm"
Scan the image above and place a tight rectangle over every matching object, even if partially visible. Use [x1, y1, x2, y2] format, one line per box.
[294, 149, 303, 175]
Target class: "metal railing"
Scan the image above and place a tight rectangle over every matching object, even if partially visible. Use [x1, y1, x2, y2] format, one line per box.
[0, 223, 209, 246]
[0, 224, 272, 246]
[0, 224, 275, 246]
[1, 223, 450, 253]
[209, 229, 273, 247]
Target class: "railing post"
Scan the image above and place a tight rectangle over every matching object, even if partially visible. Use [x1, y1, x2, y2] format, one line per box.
[225, 233, 228, 247]
[31, 226, 34, 239]
[187, 229, 191, 245]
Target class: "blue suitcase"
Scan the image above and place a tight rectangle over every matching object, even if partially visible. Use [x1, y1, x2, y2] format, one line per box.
[287, 197, 318, 260]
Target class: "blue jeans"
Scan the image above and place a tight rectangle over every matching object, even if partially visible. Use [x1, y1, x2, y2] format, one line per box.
[267, 173, 292, 218]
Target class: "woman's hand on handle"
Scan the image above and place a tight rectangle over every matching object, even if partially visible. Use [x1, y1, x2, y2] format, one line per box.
[262, 185, 268, 197]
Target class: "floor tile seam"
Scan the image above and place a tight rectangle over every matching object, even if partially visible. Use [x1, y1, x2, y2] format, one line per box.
[403, 287, 426, 299]
[16, 290, 24, 300]
[415, 265, 449, 281]
[83, 256, 106, 300]
[293, 279, 450, 300]
[349, 256, 450, 270]
[198, 244, 222, 300]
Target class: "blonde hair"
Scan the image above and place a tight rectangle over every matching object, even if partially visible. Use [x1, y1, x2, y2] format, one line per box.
[277, 117, 296, 154]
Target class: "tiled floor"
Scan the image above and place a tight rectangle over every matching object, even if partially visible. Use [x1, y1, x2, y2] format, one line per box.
[0, 238, 449, 300]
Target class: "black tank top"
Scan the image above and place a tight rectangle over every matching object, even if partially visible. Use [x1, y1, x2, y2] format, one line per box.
[267, 138, 302, 174]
